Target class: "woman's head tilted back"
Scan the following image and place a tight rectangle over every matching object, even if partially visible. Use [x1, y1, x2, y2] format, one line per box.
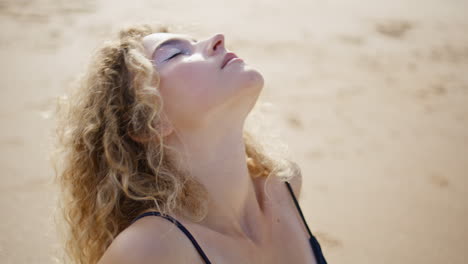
[55, 23, 292, 264]
[140, 31, 264, 133]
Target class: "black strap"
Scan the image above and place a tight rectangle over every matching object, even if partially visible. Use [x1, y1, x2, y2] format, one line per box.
[284, 181, 314, 238]
[285, 181, 328, 264]
[131, 211, 212, 264]
[131, 182, 327, 264]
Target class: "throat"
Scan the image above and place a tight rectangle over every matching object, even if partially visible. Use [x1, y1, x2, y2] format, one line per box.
[239, 176, 271, 244]
[208, 176, 271, 245]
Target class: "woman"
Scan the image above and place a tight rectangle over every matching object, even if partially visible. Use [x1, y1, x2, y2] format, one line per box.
[55, 23, 327, 264]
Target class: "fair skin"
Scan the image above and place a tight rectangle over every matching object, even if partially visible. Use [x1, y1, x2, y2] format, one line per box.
[142, 32, 266, 241]
[98, 33, 315, 264]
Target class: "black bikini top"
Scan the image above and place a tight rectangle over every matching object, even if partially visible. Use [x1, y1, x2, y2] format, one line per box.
[131, 181, 328, 264]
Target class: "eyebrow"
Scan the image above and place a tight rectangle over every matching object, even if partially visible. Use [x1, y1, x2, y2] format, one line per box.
[152, 37, 198, 59]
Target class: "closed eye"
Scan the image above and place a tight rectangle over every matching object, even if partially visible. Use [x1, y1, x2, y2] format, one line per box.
[166, 52, 182, 61]
[159, 39, 198, 61]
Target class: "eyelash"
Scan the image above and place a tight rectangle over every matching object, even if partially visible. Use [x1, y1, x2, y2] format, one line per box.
[163, 40, 197, 62]
[167, 52, 182, 60]
[167, 46, 192, 61]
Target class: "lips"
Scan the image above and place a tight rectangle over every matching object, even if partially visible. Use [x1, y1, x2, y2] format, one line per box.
[221, 52, 239, 69]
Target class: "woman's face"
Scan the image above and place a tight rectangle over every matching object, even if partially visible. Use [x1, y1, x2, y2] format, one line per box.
[141, 32, 264, 132]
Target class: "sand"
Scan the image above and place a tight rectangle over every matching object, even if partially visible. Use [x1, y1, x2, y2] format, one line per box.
[0, 0, 467, 263]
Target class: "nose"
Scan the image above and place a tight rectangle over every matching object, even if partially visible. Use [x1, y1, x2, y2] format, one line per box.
[205, 33, 225, 56]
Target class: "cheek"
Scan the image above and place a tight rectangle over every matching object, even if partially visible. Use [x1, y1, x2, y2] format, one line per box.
[162, 62, 219, 97]
[158, 62, 221, 119]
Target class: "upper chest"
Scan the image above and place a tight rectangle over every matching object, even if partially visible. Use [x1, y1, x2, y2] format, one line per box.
[187, 177, 318, 264]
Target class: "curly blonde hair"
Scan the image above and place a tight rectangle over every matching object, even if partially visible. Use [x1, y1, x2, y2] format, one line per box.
[54, 23, 297, 264]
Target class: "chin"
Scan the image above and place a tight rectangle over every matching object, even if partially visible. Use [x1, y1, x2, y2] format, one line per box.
[240, 68, 264, 92]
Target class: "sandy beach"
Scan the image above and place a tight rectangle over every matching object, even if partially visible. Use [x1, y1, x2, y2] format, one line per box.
[0, 0, 467, 263]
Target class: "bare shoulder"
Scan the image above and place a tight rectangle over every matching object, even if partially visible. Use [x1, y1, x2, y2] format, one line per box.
[267, 160, 303, 200]
[98, 215, 201, 264]
[286, 160, 303, 198]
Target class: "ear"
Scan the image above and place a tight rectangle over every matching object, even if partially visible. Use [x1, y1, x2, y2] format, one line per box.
[154, 118, 174, 138]
[154, 112, 174, 138]
[127, 113, 174, 143]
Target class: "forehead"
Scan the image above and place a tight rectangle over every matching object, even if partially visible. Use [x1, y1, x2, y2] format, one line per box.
[142, 33, 193, 58]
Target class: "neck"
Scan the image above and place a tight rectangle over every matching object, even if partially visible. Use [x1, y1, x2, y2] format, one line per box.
[166, 124, 267, 242]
